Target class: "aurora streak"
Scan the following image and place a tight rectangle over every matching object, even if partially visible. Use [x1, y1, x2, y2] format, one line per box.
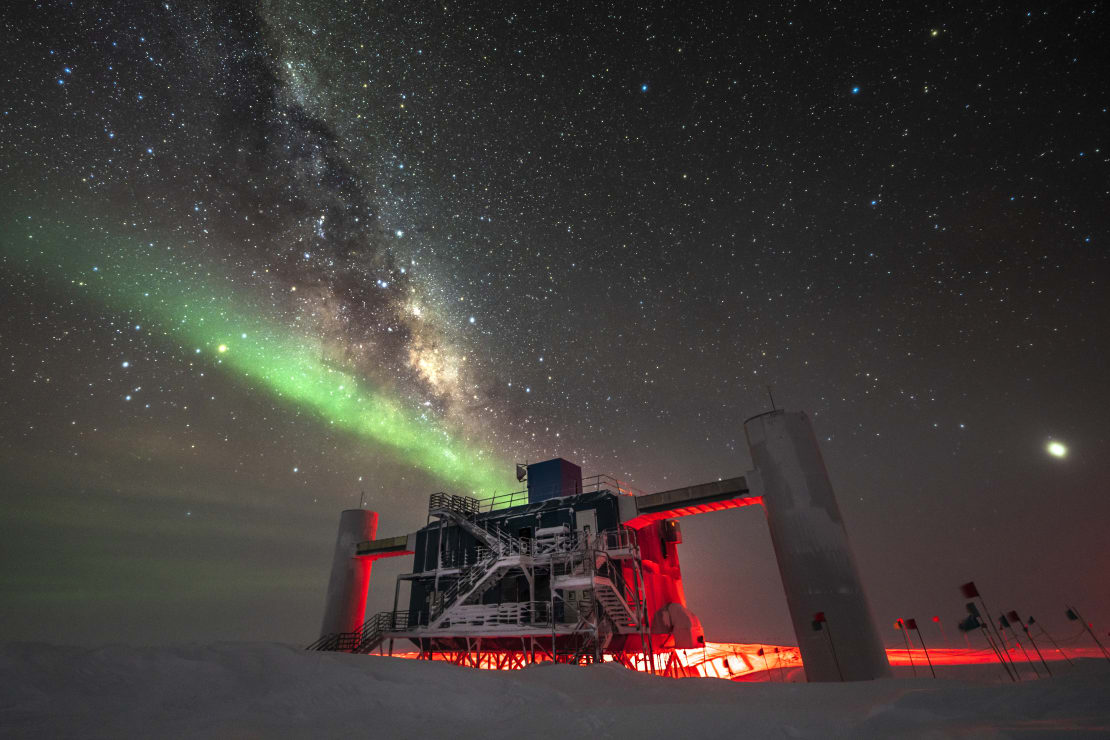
[4, 216, 512, 497]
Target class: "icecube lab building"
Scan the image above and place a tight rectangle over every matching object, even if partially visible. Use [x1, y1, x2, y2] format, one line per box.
[310, 410, 891, 682]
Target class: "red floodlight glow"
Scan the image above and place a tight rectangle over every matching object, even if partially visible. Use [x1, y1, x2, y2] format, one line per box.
[622, 496, 763, 529]
[380, 641, 1101, 679]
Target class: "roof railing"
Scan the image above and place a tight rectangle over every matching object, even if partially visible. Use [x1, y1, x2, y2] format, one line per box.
[470, 474, 644, 512]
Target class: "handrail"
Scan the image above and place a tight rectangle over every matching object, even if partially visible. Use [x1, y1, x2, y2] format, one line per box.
[305, 633, 340, 651]
[438, 600, 553, 628]
[467, 474, 646, 512]
[308, 610, 412, 653]
[428, 549, 502, 625]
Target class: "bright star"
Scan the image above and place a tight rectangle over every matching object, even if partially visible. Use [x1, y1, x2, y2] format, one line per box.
[851, 86, 861, 95]
[1047, 441, 1067, 458]
[217, 344, 228, 353]
[641, 83, 648, 92]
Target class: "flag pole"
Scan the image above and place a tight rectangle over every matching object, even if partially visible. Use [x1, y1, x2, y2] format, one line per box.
[1067, 605, 1110, 664]
[980, 621, 1016, 682]
[1014, 615, 1051, 677]
[962, 582, 1020, 679]
[1029, 616, 1072, 666]
[1000, 613, 1039, 679]
[978, 596, 1019, 677]
[825, 621, 844, 682]
[813, 612, 843, 681]
[909, 620, 936, 678]
[897, 620, 917, 677]
[963, 602, 1015, 682]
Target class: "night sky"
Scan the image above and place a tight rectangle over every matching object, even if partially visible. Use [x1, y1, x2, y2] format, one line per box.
[2, 2, 1107, 648]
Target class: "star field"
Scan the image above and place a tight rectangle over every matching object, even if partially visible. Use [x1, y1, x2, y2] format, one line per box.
[1, 2, 1107, 645]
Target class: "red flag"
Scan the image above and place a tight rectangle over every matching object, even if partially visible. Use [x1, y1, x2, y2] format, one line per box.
[905, 618, 918, 630]
[813, 611, 826, 623]
[1006, 610, 1020, 623]
[960, 581, 980, 599]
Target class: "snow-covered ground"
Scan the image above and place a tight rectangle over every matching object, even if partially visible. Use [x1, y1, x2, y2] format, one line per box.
[2, 642, 1108, 738]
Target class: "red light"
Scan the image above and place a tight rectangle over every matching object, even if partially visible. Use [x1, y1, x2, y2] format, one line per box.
[622, 496, 763, 529]
[377, 643, 1103, 677]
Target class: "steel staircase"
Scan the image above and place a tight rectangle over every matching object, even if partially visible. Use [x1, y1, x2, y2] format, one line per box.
[428, 492, 524, 557]
[307, 610, 409, 654]
[423, 493, 532, 628]
[428, 552, 510, 628]
[592, 576, 639, 630]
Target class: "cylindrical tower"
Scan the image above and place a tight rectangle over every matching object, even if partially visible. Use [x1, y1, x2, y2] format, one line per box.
[319, 509, 378, 638]
[745, 410, 890, 681]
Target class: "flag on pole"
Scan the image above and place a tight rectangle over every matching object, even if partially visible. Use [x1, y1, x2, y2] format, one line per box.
[905, 618, 919, 630]
[960, 581, 980, 599]
[1007, 611, 1020, 623]
[1066, 608, 1079, 621]
[966, 601, 981, 616]
[998, 614, 1010, 629]
[812, 612, 826, 631]
[958, 614, 980, 632]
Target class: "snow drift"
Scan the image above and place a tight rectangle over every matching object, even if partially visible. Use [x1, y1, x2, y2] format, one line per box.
[2, 642, 1108, 738]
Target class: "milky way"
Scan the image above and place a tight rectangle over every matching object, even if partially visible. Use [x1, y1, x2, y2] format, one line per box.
[2, 2, 1107, 646]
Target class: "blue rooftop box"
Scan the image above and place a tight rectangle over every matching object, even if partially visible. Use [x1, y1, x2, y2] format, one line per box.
[526, 458, 582, 503]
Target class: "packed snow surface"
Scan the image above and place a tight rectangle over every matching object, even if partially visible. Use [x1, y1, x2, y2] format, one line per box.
[2, 642, 1108, 738]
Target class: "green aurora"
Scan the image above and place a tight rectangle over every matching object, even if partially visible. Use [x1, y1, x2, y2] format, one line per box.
[3, 216, 512, 498]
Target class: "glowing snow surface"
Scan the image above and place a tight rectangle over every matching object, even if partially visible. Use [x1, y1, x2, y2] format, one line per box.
[1, 643, 1108, 738]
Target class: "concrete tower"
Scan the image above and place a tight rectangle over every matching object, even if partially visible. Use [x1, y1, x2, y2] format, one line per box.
[319, 509, 377, 638]
[745, 410, 890, 681]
